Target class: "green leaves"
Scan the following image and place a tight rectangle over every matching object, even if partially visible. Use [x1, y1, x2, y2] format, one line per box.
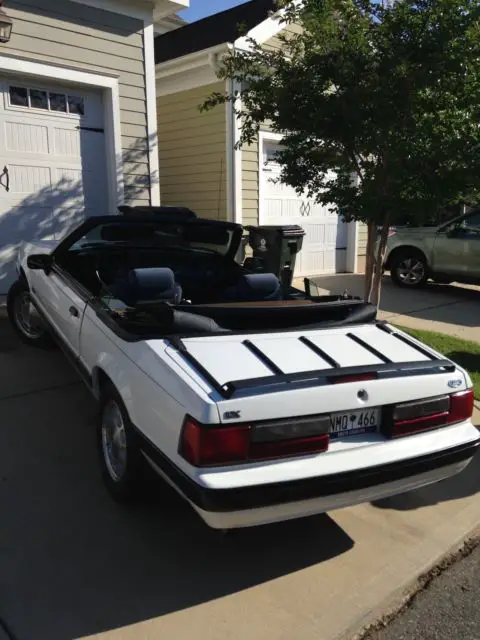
[202, 0, 480, 227]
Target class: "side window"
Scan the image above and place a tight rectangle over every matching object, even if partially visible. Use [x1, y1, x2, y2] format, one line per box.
[463, 213, 480, 229]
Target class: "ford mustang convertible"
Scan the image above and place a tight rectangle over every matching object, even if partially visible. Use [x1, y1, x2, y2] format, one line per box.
[7, 212, 479, 530]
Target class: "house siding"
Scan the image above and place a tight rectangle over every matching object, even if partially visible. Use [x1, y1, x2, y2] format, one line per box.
[157, 82, 228, 220]
[241, 25, 303, 228]
[5, 0, 150, 205]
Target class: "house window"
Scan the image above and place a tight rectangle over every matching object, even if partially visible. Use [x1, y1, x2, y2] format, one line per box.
[264, 143, 284, 165]
[8, 86, 86, 116]
[9, 86, 28, 107]
[67, 95, 85, 116]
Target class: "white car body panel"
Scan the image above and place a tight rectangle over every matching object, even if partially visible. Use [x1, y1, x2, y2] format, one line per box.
[14, 237, 480, 530]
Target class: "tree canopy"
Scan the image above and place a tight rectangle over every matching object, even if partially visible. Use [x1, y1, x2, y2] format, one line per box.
[203, 0, 480, 302]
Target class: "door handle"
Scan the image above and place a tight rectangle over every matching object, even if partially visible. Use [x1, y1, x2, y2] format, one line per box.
[69, 306, 79, 318]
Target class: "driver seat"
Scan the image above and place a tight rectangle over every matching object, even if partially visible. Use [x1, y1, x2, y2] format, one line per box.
[107, 268, 183, 306]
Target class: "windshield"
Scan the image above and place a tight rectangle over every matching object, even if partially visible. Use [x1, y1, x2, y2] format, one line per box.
[69, 219, 237, 257]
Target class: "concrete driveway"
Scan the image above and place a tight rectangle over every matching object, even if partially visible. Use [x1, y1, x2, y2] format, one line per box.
[307, 275, 479, 342]
[1, 314, 480, 640]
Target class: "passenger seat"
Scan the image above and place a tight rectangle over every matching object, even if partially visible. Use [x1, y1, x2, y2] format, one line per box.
[218, 273, 281, 303]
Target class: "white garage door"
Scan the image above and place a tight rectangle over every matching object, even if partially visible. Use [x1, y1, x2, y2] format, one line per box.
[260, 140, 349, 277]
[0, 78, 108, 292]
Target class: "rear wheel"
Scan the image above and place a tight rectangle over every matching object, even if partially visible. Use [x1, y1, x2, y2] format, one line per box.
[7, 279, 53, 348]
[390, 251, 428, 288]
[97, 383, 145, 503]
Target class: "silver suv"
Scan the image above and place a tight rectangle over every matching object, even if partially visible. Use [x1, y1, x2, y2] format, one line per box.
[384, 210, 480, 287]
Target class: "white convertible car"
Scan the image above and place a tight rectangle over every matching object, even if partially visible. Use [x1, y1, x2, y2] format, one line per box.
[7, 211, 480, 530]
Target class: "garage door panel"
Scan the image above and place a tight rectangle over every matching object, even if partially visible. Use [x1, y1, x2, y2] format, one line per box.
[0, 78, 108, 292]
[8, 164, 52, 194]
[54, 127, 81, 157]
[261, 141, 351, 277]
[5, 121, 49, 154]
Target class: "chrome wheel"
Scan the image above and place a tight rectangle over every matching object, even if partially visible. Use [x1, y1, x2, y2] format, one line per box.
[396, 258, 426, 285]
[101, 400, 128, 483]
[13, 291, 44, 339]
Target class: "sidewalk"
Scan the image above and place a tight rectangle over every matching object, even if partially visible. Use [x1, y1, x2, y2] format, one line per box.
[298, 274, 479, 343]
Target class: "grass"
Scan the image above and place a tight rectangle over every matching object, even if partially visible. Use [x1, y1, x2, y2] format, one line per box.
[395, 326, 480, 400]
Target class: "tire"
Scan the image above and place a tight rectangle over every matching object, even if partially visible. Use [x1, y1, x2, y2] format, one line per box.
[97, 382, 145, 503]
[389, 251, 428, 288]
[7, 279, 54, 348]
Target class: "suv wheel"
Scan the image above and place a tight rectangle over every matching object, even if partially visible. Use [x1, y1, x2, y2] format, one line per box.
[390, 252, 428, 288]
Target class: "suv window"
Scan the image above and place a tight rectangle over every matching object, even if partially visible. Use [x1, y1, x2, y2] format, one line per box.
[462, 213, 480, 229]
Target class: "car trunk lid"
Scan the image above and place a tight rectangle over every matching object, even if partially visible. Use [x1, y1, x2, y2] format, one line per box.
[165, 323, 463, 425]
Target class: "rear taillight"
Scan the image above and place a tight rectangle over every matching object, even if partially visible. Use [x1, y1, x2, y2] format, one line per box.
[179, 415, 330, 467]
[391, 389, 474, 438]
[180, 417, 250, 466]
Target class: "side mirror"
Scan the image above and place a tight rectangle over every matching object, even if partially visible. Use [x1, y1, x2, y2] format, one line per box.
[27, 254, 53, 271]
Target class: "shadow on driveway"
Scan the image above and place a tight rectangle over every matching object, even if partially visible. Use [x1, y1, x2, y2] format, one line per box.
[311, 274, 479, 329]
[372, 445, 480, 512]
[0, 336, 353, 640]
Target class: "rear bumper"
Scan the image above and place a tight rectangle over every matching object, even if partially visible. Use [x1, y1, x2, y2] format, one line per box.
[196, 458, 470, 529]
[141, 432, 480, 528]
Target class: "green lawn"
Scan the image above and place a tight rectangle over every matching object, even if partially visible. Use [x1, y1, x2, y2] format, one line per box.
[396, 326, 480, 400]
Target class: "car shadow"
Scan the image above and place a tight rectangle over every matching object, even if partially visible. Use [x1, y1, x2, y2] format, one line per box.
[372, 445, 480, 512]
[0, 342, 354, 640]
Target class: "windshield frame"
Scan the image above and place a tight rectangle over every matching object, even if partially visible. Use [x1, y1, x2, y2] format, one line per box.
[53, 215, 244, 261]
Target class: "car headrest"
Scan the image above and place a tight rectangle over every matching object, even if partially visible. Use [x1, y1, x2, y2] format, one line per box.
[219, 272, 281, 302]
[243, 273, 281, 300]
[109, 267, 182, 306]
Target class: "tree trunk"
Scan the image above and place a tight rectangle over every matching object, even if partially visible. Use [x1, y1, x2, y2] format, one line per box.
[370, 216, 391, 307]
[364, 217, 390, 307]
[363, 220, 377, 302]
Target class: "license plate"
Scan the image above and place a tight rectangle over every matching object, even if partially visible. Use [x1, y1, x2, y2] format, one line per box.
[329, 408, 381, 439]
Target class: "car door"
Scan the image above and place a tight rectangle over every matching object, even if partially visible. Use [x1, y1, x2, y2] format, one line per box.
[32, 265, 87, 356]
[431, 212, 480, 279]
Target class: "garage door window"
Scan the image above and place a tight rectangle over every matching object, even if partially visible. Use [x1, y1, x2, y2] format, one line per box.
[8, 86, 85, 116]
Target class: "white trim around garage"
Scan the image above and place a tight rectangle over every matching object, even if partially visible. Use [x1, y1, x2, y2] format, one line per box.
[233, 79, 243, 227]
[0, 55, 124, 214]
[258, 130, 284, 226]
[143, 20, 161, 206]
[226, 77, 244, 226]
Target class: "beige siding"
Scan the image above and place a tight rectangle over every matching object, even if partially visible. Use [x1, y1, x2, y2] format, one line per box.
[357, 222, 368, 256]
[241, 25, 303, 227]
[157, 83, 228, 220]
[7, 0, 150, 205]
[264, 23, 304, 51]
[242, 137, 260, 227]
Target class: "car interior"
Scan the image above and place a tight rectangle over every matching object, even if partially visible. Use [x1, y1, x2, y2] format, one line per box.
[52, 216, 377, 337]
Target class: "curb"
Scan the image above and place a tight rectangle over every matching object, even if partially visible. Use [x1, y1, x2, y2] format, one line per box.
[349, 527, 480, 640]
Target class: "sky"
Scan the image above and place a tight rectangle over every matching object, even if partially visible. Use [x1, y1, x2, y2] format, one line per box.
[179, 0, 250, 23]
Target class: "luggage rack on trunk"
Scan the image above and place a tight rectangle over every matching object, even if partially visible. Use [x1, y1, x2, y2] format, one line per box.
[169, 323, 456, 399]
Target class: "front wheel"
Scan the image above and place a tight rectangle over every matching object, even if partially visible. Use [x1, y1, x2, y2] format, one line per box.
[390, 252, 428, 288]
[7, 279, 53, 348]
[97, 383, 145, 503]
